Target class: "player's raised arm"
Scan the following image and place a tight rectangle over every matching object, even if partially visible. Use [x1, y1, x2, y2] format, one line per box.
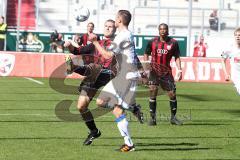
[64, 40, 95, 55]
[64, 40, 77, 53]
[88, 33, 113, 59]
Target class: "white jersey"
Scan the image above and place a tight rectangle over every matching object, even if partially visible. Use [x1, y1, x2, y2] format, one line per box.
[111, 29, 140, 79]
[222, 46, 240, 94]
[98, 29, 139, 109]
[223, 46, 240, 82]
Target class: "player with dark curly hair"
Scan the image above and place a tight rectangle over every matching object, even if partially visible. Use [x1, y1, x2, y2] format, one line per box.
[144, 23, 183, 126]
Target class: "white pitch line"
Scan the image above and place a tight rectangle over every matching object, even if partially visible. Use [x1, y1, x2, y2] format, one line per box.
[24, 77, 44, 85]
[0, 113, 46, 116]
[0, 113, 114, 118]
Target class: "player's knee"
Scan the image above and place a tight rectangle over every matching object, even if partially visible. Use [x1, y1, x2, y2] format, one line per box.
[149, 85, 157, 91]
[96, 98, 105, 107]
[77, 103, 87, 112]
[149, 85, 158, 96]
[168, 91, 176, 99]
[77, 96, 89, 111]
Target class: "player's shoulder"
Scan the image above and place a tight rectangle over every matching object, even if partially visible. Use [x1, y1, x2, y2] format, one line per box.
[121, 29, 133, 38]
[169, 37, 177, 42]
[231, 46, 240, 56]
[150, 36, 159, 43]
[153, 36, 159, 41]
[221, 44, 236, 57]
[167, 37, 179, 46]
[115, 29, 133, 42]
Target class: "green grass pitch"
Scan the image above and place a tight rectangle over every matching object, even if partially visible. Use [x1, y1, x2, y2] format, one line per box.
[0, 77, 240, 160]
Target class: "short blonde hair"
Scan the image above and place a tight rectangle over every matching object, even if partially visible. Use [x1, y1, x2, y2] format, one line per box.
[234, 27, 240, 35]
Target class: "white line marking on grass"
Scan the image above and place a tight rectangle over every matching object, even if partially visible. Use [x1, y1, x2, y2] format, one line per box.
[0, 113, 45, 116]
[0, 113, 114, 118]
[24, 77, 44, 85]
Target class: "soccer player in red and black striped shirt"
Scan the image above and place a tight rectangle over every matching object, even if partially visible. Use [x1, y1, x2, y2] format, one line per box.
[144, 23, 183, 125]
[64, 19, 143, 146]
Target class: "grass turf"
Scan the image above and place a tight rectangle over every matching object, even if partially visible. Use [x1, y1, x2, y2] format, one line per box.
[0, 77, 240, 160]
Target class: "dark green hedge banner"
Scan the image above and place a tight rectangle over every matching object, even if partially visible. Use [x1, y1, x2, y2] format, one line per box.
[6, 31, 187, 56]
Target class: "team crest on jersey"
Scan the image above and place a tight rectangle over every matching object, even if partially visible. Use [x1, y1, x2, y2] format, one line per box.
[0, 54, 15, 76]
[167, 44, 172, 50]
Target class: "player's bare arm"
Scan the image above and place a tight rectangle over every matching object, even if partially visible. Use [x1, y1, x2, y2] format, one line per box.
[64, 40, 95, 55]
[64, 40, 80, 53]
[221, 56, 230, 81]
[88, 33, 113, 59]
[175, 57, 182, 81]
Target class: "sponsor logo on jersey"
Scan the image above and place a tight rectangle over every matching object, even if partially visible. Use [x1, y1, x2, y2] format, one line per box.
[0, 54, 15, 76]
[157, 49, 168, 54]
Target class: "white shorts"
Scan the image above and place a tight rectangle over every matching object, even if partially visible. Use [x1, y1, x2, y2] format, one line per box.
[232, 76, 240, 95]
[97, 78, 137, 110]
[233, 83, 240, 95]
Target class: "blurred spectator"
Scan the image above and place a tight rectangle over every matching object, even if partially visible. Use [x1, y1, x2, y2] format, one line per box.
[80, 22, 100, 46]
[209, 9, 226, 31]
[20, 33, 38, 45]
[193, 35, 208, 57]
[49, 30, 65, 53]
[0, 16, 7, 51]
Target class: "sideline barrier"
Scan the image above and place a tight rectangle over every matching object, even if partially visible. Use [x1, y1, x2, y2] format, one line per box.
[0, 52, 230, 83]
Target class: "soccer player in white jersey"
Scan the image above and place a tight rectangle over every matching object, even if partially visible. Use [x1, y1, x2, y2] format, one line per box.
[222, 27, 240, 95]
[88, 10, 144, 152]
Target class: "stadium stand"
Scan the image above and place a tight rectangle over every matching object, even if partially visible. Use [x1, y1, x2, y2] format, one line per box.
[35, 0, 239, 35]
[7, 0, 35, 30]
[4, 0, 240, 57]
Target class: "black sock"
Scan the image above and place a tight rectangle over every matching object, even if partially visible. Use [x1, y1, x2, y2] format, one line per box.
[74, 66, 86, 75]
[149, 98, 156, 119]
[170, 97, 177, 118]
[80, 109, 98, 133]
[131, 103, 138, 113]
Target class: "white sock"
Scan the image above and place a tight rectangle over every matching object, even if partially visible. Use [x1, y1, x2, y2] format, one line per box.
[116, 115, 134, 146]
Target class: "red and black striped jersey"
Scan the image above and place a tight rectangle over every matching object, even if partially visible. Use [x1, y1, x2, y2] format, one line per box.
[74, 38, 116, 72]
[145, 36, 180, 71]
[95, 38, 115, 69]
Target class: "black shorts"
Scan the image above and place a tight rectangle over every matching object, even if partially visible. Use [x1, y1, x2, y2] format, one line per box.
[78, 70, 115, 99]
[149, 71, 176, 92]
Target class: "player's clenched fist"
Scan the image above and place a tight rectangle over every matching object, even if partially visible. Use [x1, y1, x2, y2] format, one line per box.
[88, 33, 98, 42]
[64, 40, 80, 53]
[63, 40, 71, 47]
[225, 74, 230, 81]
